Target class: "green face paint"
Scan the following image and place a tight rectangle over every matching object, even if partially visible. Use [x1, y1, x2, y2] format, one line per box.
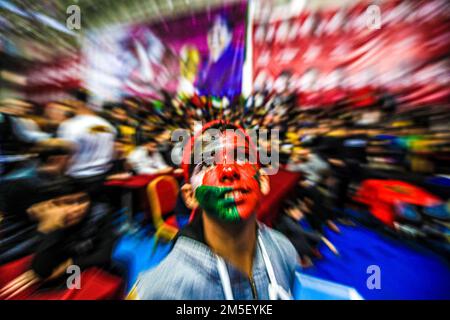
[195, 185, 240, 222]
[189, 130, 262, 223]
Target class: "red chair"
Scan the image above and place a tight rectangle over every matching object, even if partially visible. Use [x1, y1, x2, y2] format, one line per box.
[147, 175, 180, 249]
[353, 179, 442, 227]
[0, 256, 124, 300]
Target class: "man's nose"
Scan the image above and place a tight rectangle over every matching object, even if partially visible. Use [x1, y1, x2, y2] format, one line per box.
[219, 164, 240, 183]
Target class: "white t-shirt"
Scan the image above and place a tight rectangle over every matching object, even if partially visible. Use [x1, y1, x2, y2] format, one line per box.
[58, 114, 116, 178]
[127, 146, 168, 175]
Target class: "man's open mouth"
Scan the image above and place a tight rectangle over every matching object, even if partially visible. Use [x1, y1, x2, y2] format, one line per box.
[222, 188, 250, 203]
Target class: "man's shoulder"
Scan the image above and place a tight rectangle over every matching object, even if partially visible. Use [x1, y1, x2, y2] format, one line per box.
[141, 252, 196, 280]
[134, 261, 185, 299]
[133, 240, 213, 299]
[260, 223, 298, 261]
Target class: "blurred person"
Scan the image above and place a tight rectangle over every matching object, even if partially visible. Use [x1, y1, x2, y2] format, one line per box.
[0, 99, 50, 156]
[127, 138, 172, 175]
[314, 126, 368, 217]
[57, 95, 116, 190]
[287, 147, 330, 188]
[108, 104, 137, 156]
[177, 45, 201, 97]
[109, 105, 129, 126]
[271, 70, 297, 128]
[196, 15, 244, 97]
[0, 188, 118, 299]
[130, 121, 297, 300]
[274, 203, 339, 268]
[154, 129, 174, 163]
[0, 139, 73, 265]
[153, 129, 185, 174]
[106, 138, 134, 180]
[123, 29, 180, 100]
[287, 147, 340, 233]
[42, 102, 75, 136]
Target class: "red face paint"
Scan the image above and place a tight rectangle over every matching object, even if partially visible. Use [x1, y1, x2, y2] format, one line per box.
[191, 130, 262, 222]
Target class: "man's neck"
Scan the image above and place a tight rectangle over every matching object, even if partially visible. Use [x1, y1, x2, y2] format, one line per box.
[202, 213, 257, 277]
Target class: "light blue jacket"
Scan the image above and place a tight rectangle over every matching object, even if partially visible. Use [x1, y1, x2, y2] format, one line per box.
[133, 223, 298, 300]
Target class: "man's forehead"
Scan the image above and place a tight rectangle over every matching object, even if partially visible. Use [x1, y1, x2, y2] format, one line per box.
[199, 129, 249, 152]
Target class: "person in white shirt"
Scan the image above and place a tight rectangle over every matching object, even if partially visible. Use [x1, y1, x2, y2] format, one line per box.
[57, 102, 116, 180]
[127, 140, 172, 175]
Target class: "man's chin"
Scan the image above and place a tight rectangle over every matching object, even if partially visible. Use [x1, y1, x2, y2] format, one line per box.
[234, 203, 258, 221]
[204, 209, 256, 225]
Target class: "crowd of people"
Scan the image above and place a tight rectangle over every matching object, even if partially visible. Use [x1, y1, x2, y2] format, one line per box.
[0, 82, 449, 299]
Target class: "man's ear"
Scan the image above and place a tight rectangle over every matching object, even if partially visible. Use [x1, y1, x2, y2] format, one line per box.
[259, 170, 270, 196]
[181, 183, 198, 209]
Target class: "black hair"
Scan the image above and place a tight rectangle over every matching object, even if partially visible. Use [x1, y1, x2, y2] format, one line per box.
[71, 88, 88, 103]
[210, 14, 233, 32]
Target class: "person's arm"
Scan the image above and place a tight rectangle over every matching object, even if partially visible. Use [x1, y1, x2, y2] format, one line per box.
[280, 214, 305, 236]
[72, 234, 116, 270]
[31, 229, 70, 279]
[146, 153, 172, 175]
[153, 152, 170, 170]
[11, 117, 50, 143]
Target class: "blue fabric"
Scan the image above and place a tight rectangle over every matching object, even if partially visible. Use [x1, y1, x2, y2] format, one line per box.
[112, 215, 190, 292]
[302, 219, 450, 299]
[112, 233, 172, 292]
[423, 204, 450, 220]
[426, 176, 450, 187]
[395, 203, 422, 223]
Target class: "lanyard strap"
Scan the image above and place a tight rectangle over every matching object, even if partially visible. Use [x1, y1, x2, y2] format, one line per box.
[216, 234, 292, 300]
[216, 255, 234, 300]
[258, 235, 292, 300]
[257, 235, 278, 286]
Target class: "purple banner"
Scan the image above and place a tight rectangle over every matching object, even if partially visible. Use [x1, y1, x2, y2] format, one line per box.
[83, 1, 247, 102]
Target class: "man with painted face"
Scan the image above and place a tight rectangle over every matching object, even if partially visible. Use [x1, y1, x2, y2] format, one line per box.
[130, 121, 298, 300]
